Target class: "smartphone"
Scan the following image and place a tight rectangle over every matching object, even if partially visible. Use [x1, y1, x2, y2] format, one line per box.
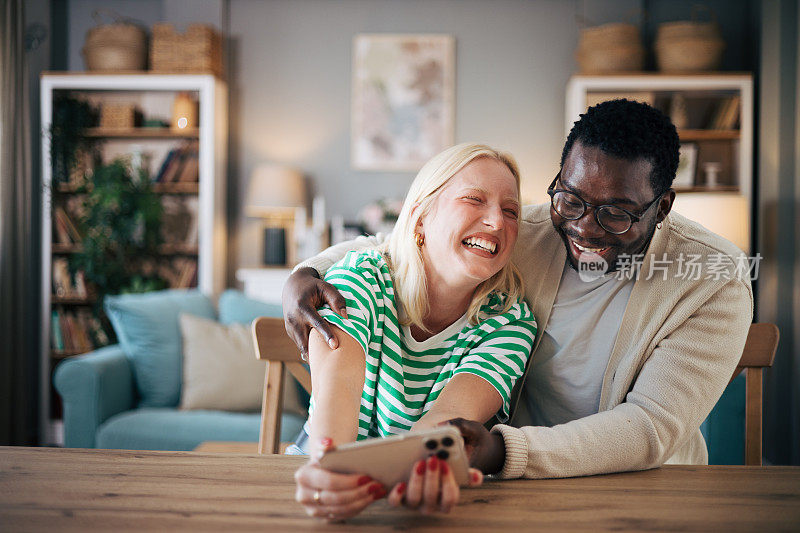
[318, 426, 470, 488]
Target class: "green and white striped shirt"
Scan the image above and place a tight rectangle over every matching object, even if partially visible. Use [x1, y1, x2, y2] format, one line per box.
[309, 250, 537, 441]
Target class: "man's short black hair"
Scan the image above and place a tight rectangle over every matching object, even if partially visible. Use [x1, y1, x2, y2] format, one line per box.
[561, 99, 680, 196]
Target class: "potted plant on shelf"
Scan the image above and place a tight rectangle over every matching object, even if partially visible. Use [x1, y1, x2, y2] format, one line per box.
[73, 159, 166, 295]
[49, 94, 96, 186]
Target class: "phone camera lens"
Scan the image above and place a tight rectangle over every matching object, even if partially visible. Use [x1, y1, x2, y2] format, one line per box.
[436, 450, 449, 460]
[442, 436, 454, 447]
[425, 439, 437, 450]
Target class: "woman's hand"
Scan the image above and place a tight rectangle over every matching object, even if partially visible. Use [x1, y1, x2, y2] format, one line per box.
[446, 418, 506, 475]
[294, 439, 387, 522]
[386, 455, 484, 514]
[282, 267, 348, 359]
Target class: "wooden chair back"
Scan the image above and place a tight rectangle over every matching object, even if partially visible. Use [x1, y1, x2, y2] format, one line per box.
[252, 316, 311, 454]
[727, 323, 779, 465]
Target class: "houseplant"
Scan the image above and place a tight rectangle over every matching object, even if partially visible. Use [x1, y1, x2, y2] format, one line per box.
[72, 159, 166, 302]
[49, 94, 96, 184]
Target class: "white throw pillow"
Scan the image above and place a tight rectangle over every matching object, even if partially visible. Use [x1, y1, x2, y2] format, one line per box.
[179, 313, 265, 411]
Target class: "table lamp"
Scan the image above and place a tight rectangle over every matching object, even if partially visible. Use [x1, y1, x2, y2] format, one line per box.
[246, 165, 306, 265]
[671, 192, 750, 253]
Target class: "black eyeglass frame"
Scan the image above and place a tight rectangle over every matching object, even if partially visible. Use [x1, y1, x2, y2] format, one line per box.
[546, 172, 665, 235]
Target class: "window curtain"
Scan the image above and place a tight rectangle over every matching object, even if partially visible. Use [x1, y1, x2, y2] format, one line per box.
[0, 0, 39, 445]
[759, 0, 799, 466]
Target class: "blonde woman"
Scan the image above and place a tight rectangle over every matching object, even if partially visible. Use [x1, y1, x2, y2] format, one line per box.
[293, 144, 537, 520]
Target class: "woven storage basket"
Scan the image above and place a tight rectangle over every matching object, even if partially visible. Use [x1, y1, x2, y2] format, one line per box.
[82, 10, 147, 71]
[655, 6, 724, 72]
[656, 37, 724, 72]
[576, 22, 643, 73]
[150, 23, 223, 77]
[100, 104, 136, 129]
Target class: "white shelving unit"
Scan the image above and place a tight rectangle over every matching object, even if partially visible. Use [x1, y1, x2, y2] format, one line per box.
[39, 73, 228, 444]
[565, 74, 754, 253]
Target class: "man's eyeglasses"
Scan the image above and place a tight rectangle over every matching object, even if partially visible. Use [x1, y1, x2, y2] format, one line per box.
[547, 172, 664, 235]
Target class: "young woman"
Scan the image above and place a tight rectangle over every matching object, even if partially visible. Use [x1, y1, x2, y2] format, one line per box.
[293, 143, 537, 520]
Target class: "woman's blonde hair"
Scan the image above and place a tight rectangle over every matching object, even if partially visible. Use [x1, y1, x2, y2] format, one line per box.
[378, 143, 525, 332]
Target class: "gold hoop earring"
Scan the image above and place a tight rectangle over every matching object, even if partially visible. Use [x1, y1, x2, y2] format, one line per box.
[415, 233, 424, 247]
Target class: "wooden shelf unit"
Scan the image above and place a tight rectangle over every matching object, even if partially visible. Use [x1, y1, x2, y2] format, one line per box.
[40, 72, 228, 445]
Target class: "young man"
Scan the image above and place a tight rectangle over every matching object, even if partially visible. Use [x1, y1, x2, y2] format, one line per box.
[283, 99, 753, 480]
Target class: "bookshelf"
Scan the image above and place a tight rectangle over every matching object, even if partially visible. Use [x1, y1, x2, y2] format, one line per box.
[40, 73, 228, 444]
[565, 73, 753, 253]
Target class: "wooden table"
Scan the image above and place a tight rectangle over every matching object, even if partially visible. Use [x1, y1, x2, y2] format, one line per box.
[1, 447, 799, 531]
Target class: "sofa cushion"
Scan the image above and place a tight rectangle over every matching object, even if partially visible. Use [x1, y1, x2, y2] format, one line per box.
[179, 314, 264, 411]
[218, 289, 283, 325]
[104, 289, 216, 408]
[95, 407, 305, 451]
[217, 289, 309, 415]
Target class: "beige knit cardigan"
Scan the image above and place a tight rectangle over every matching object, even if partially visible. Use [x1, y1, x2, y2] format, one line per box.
[300, 203, 754, 479]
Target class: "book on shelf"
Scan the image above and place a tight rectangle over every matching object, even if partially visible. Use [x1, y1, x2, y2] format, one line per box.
[52, 309, 108, 354]
[155, 147, 180, 182]
[53, 207, 81, 244]
[154, 141, 199, 183]
[51, 310, 64, 351]
[52, 257, 89, 299]
[79, 309, 109, 347]
[52, 258, 71, 297]
[709, 96, 741, 130]
[177, 150, 199, 182]
[160, 195, 199, 247]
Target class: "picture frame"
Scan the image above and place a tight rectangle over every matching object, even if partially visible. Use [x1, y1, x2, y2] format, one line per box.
[351, 34, 455, 171]
[674, 142, 698, 189]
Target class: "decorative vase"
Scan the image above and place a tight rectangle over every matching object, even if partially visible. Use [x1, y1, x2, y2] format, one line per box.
[171, 92, 197, 131]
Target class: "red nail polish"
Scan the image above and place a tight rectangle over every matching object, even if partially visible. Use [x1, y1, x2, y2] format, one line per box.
[471, 471, 481, 483]
[357, 475, 372, 486]
[428, 455, 438, 471]
[415, 460, 426, 475]
[440, 461, 449, 475]
[397, 482, 407, 495]
[320, 437, 332, 447]
[367, 483, 382, 496]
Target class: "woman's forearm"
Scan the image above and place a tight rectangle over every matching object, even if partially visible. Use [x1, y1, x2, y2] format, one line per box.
[411, 374, 502, 432]
[307, 327, 366, 455]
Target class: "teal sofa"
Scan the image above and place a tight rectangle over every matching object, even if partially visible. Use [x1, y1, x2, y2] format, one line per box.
[54, 289, 307, 451]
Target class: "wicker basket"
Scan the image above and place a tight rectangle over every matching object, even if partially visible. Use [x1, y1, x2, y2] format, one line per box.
[576, 22, 644, 73]
[655, 6, 724, 72]
[150, 23, 223, 77]
[655, 37, 724, 72]
[82, 10, 147, 71]
[100, 104, 136, 129]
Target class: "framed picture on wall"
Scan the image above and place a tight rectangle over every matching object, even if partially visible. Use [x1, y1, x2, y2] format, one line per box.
[351, 34, 455, 171]
[674, 142, 698, 189]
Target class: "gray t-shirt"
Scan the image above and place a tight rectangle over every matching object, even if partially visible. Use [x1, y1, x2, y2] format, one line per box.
[517, 263, 635, 427]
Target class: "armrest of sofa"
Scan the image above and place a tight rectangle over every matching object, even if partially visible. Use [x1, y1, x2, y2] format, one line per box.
[54, 344, 135, 448]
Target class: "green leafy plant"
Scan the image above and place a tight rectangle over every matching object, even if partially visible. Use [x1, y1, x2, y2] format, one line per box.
[72, 159, 166, 296]
[49, 94, 96, 184]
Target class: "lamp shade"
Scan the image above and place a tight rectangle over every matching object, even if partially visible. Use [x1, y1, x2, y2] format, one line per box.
[246, 165, 306, 217]
[671, 192, 750, 252]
